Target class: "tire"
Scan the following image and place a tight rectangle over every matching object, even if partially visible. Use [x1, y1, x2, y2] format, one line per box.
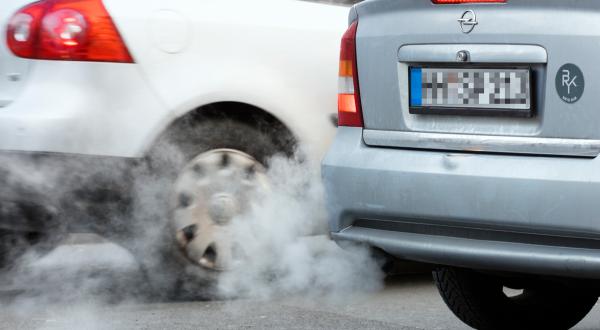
[433, 267, 598, 330]
[124, 117, 292, 300]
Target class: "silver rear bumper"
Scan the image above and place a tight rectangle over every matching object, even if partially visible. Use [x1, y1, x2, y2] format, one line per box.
[323, 127, 600, 279]
[334, 225, 600, 279]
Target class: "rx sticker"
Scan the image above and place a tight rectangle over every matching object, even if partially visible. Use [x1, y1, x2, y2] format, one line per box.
[556, 63, 584, 104]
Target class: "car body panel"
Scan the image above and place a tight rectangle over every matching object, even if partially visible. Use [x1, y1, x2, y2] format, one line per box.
[324, 127, 600, 238]
[0, 61, 166, 157]
[324, 1, 600, 279]
[323, 127, 600, 278]
[333, 225, 600, 279]
[0, 0, 32, 108]
[0, 0, 347, 158]
[322, 0, 600, 279]
[103, 0, 347, 158]
[353, 0, 600, 155]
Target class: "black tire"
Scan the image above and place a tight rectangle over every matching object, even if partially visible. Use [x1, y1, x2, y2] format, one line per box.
[433, 267, 598, 330]
[124, 117, 293, 300]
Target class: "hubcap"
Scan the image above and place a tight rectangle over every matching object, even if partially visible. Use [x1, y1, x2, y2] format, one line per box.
[170, 149, 269, 271]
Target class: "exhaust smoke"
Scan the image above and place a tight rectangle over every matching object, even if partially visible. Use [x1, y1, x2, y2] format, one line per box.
[0, 146, 385, 328]
[216, 155, 384, 299]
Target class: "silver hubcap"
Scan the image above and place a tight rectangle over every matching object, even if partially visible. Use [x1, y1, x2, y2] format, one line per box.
[170, 149, 269, 271]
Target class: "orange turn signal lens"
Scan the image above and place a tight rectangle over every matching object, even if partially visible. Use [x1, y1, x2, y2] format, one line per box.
[338, 94, 356, 114]
[339, 60, 353, 77]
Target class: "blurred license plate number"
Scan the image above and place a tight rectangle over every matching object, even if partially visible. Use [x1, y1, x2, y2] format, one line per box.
[409, 67, 531, 117]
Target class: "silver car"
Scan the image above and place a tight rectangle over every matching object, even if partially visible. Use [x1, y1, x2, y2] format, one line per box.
[323, 0, 600, 329]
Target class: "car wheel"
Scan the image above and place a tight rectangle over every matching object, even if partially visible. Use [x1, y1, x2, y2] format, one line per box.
[433, 267, 598, 330]
[129, 117, 292, 299]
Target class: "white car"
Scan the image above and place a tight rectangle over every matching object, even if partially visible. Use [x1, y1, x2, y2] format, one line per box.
[0, 0, 349, 296]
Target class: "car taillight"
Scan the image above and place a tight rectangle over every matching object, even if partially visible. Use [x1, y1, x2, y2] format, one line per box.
[338, 21, 363, 127]
[432, 0, 506, 3]
[6, 0, 133, 63]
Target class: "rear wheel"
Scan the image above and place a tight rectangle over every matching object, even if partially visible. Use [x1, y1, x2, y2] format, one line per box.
[433, 267, 598, 330]
[128, 117, 293, 299]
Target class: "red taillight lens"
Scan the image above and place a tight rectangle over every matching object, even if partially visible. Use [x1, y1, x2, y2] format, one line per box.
[338, 21, 363, 128]
[39, 9, 88, 58]
[432, 0, 506, 3]
[6, 0, 133, 63]
[6, 1, 48, 59]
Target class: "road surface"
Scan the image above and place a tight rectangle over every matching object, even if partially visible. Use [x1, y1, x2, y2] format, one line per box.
[0, 238, 598, 330]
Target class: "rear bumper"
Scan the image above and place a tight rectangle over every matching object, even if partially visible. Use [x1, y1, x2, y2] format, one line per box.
[333, 226, 600, 280]
[0, 151, 138, 232]
[0, 61, 167, 157]
[323, 127, 600, 279]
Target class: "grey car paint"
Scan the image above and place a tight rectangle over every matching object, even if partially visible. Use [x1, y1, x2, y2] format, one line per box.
[356, 0, 600, 144]
[323, 127, 600, 278]
[324, 0, 600, 279]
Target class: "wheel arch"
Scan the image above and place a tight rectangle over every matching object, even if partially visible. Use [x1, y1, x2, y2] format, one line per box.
[145, 101, 299, 159]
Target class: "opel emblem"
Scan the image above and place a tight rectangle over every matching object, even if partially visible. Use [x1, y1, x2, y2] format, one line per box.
[458, 10, 478, 34]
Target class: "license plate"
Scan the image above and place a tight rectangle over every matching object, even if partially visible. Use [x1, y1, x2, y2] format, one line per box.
[409, 67, 532, 117]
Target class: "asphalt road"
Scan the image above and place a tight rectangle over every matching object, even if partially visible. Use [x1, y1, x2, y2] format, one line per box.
[0, 238, 599, 330]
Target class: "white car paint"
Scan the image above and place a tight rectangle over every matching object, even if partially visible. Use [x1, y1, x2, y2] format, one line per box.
[0, 0, 347, 158]
[0, 0, 31, 107]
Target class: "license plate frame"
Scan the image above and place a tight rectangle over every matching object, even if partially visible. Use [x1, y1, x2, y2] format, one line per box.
[409, 66, 533, 118]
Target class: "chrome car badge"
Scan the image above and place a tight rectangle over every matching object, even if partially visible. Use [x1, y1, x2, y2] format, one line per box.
[458, 10, 478, 34]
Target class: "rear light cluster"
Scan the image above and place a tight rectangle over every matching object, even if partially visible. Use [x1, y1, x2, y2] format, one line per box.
[337, 21, 363, 127]
[432, 0, 506, 3]
[6, 0, 133, 63]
